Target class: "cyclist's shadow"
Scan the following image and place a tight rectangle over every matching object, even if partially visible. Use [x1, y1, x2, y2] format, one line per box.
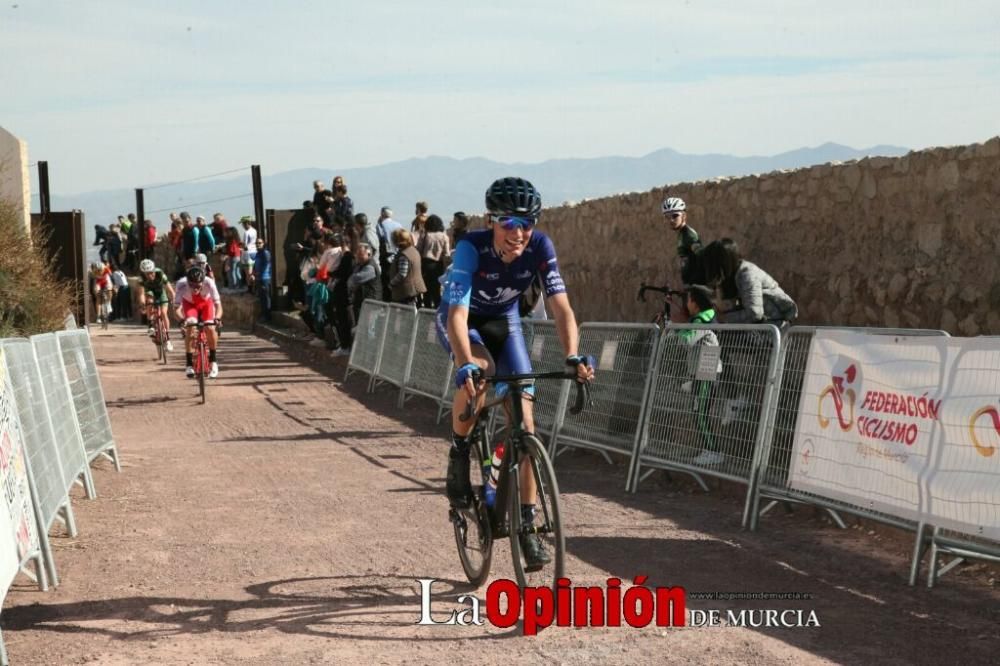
[2, 574, 521, 643]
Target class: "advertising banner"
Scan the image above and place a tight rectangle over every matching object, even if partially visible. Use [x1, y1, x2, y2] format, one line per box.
[789, 331, 1000, 540]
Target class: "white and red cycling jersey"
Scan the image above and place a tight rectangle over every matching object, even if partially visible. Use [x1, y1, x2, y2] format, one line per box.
[174, 276, 221, 323]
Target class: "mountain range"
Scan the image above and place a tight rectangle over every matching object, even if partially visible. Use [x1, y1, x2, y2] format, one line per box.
[56, 142, 908, 240]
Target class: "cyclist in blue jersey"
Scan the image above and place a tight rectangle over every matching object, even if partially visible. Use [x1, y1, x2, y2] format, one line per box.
[436, 176, 594, 569]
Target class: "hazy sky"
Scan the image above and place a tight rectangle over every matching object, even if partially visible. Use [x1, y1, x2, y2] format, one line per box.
[2, 0, 998, 196]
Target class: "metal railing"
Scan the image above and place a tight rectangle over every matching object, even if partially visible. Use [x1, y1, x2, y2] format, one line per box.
[345, 300, 390, 391]
[56, 331, 121, 470]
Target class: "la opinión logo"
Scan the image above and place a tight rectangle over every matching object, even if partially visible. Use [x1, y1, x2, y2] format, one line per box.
[415, 577, 686, 635]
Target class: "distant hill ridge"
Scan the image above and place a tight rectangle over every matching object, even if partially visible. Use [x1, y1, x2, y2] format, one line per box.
[58, 142, 908, 240]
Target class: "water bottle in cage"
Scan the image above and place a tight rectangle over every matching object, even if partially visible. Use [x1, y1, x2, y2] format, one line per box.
[483, 442, 505, 508]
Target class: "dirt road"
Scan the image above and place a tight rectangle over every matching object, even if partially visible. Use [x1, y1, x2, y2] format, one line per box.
[2, 325, 997, 664]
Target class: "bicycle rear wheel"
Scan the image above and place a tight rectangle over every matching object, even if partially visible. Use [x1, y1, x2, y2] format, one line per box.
[451, 433, 493, 586]
[508, 433, 565, 594]
[158, 318, 169, 365]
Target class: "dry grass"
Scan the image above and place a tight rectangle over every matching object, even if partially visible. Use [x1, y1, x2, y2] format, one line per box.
[0, 197, 75, 337]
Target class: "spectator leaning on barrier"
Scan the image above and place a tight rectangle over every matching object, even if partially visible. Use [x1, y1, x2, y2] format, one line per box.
[376, 207, 402, 301]
[419, 214, 450, 309]
[251, 237, 272, 323]
[701, 238, 798, 328]
[662, 196, 705, 285]
[389, 228, 426, 306]
[348, 242, 380, 323]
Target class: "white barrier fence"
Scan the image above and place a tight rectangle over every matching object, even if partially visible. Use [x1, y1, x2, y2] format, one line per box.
[346, 303, 1000, 586]
[0, 326, 121, 664]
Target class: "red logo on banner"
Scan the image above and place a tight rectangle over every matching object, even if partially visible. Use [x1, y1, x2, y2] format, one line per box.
[818, 362, 859, 431]
[970, 405, 1000, 458]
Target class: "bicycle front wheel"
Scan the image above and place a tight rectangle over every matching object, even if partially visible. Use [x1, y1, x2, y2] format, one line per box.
[197, 343, 207, 404]
[451, 434, 493, 586]
[508, 433, 565, 594]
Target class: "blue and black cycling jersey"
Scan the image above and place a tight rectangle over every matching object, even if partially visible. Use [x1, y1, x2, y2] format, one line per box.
[435, 229, 567, 378]
[443, 229, 566, 316]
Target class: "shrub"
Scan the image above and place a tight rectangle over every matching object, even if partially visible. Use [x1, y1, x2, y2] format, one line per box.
[0, 196, 75, 337]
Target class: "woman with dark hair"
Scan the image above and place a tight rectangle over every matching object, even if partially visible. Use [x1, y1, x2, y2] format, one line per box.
[701, 238, 798, 326]
[449, 211, 469, 251]
[419, 214, 450, 309]
[329, 227, 356, 356]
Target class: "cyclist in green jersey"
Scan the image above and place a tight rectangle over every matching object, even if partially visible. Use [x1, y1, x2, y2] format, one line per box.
[138, 259, 176, 352]
[662, 197, 704, 285]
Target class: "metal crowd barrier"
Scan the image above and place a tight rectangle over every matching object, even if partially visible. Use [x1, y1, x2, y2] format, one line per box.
[629, 324, 782, 512]
[400, 309, 453, 422]
[0, 348, 50, 592]
[55, 331, 121, 471]
[549, 323, 660, 473]
[746, 326, 951, 585]
[29, 334, 98, 496]
[372, 304, 419, 395]
[1, 340, 88, 588]
[345, 300, 390, 391]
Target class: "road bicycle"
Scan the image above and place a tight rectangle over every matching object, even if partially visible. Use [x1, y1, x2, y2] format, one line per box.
[637, 282, 684, 327]
[450, 370, 591, 594]
[146, 297, 170, 364]
[183, 319, 220, 404]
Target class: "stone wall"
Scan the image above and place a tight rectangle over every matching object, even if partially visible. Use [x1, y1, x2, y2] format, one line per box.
[539, 137, 1000, 335]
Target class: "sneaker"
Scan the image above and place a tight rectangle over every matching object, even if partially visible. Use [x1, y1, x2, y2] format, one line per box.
[331, 347, 351, 358]
[185, 366, 195, 378]
[519, 533, 551, 572]
[209, 362, 219, 379]
[309, 338, 326, 348]
[446, 448, 473, 509]
[166, 341, 174, 352]
[147, 326, 155, 336]
[691, 449, 725, 466]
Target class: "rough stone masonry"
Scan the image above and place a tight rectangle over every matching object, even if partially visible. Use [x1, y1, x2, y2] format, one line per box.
[540, 136, 1000, 335]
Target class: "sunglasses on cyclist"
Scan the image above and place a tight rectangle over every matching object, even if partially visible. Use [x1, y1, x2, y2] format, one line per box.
[665, 213, 683, 220]
[492, 215, 537, 231]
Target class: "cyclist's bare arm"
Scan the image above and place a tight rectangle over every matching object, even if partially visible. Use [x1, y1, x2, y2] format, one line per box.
[166, 282, 176, 302]
[214, 301, 223, 321]
[447, 304, 480, 398]
[548, 293, 594, 383]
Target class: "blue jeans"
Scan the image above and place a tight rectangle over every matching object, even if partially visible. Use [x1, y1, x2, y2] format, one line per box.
[258, 279, 272, 321]
[227, 259, 242, 287]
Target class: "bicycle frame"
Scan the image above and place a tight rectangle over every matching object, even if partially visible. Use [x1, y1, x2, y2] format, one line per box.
[466, 372, 588, 539]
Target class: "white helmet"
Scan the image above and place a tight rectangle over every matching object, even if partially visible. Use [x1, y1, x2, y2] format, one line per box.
[661, 197, 686, 214]
[194, 253, 208, 264]
[139, 259, 155, 273]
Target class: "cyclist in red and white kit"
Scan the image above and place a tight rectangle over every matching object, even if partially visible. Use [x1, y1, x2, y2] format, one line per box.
[173, 265, 224, 378]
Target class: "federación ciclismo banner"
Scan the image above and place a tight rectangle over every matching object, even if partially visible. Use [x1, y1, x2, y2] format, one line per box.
[789, 330, 1000, 540]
